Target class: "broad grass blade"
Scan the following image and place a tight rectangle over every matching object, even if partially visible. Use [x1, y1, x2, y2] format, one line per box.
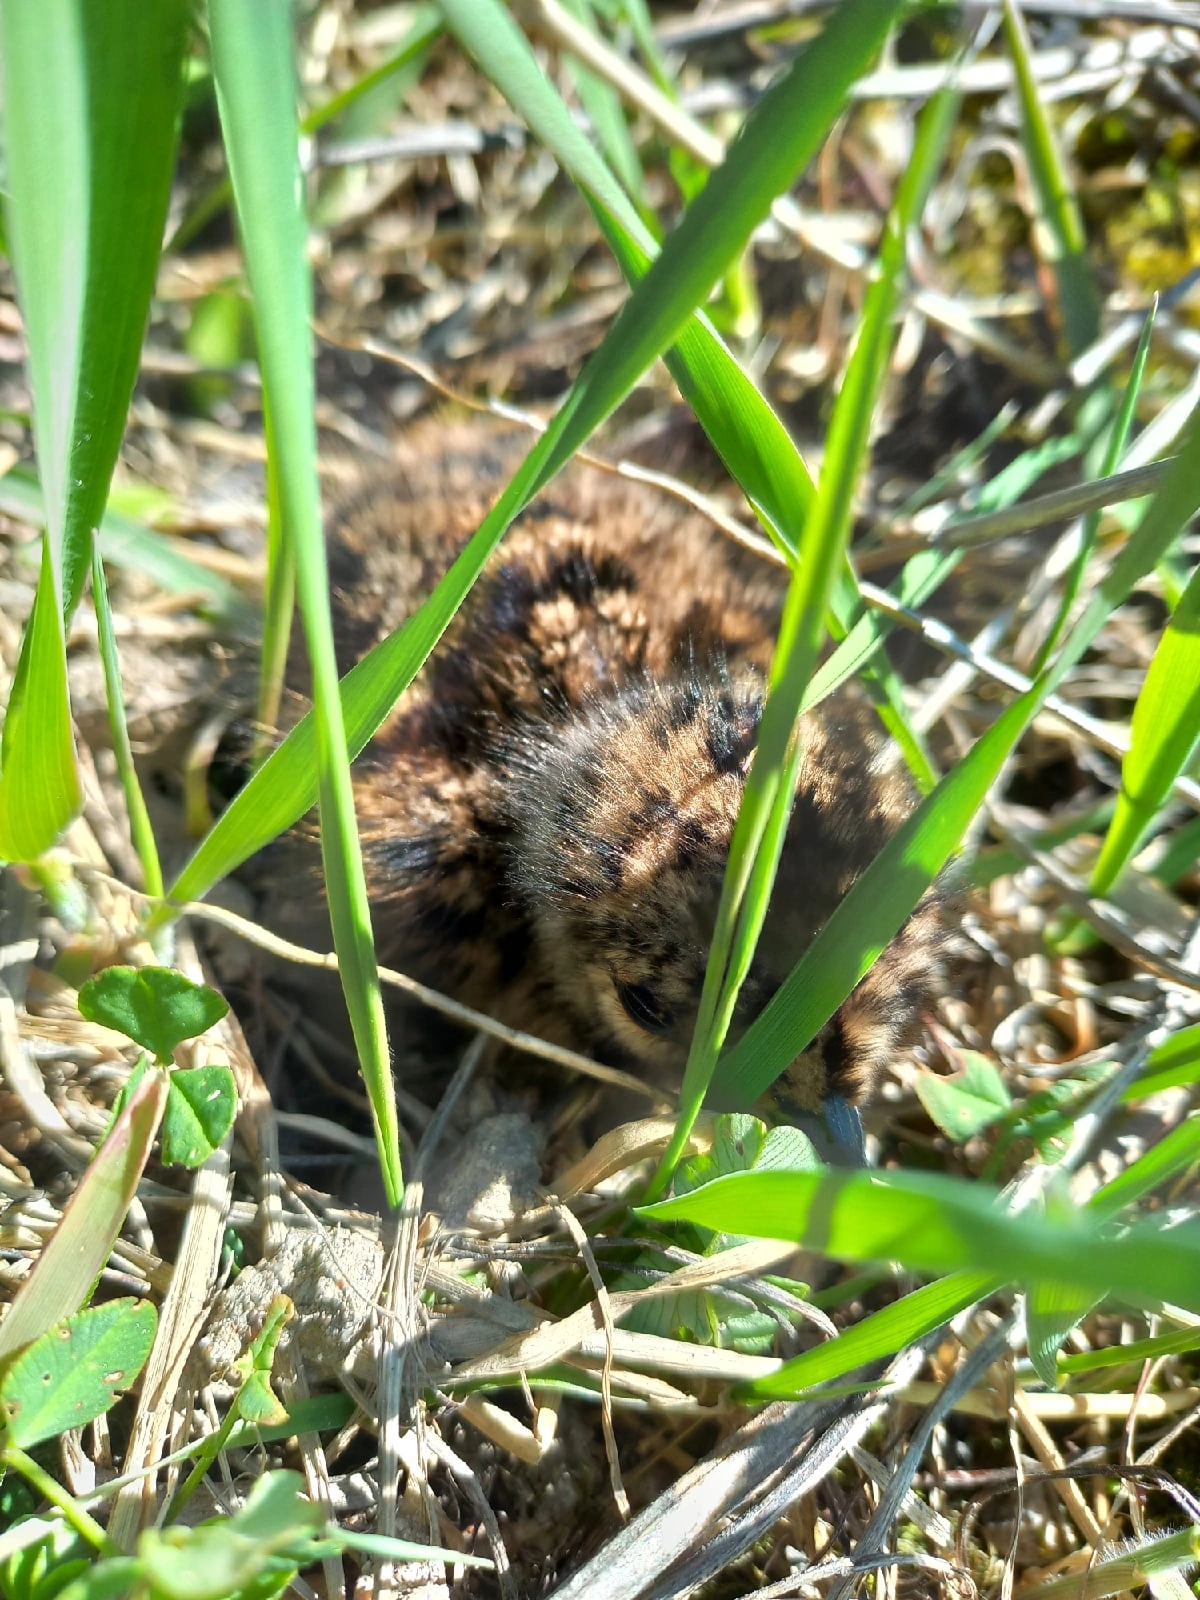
[0, 1069, 168, 1362]
[738, 1110, 1200, 1399]
[0, 552, 78, 862]
[208, 0, 401, 1206]
[643, 1164, 1200, 1317]
[0, 0, 188, 861]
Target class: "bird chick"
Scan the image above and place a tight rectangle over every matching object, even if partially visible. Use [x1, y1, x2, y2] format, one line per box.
[270, 419, 943, 1111]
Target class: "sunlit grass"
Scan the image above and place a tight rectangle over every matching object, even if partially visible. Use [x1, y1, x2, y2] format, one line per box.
[1, 1, 1199, 1584]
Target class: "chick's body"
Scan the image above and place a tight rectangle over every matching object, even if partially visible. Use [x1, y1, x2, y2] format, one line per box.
[281, 420, 940, 1108]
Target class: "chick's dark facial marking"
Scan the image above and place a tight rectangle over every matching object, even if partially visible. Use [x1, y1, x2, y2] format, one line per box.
[270, 419, 944, 1107]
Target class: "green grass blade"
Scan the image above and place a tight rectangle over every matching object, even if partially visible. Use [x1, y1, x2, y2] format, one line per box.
[90, 544, 164, 899]
[1087, 1112, 1200, 1221]
[170, 10, 444, 253]
[306, 7, 443, 137]
[1057, 1322, 1200, 1376]
[717, 387, 1200, 1104]
[665, 84, 956, 1143]
[0, 0, 188, 862]
[1025, 1273, 1101, 1388]
[1121, 1023, 1200, 1101]
[0, 550, 79, 862]
[804, 548, 963, 711]
[439, 0, 827, 547]
[1089, 559, 1200, 896]
[1016, 1527, 1200, 1600]
[1036, 302, 1156, 671]
[1050, 398, 1200, 690]
[741, 1268, 999, 1400]
[741, 1110, 1200, 1399]
[560, 0, 646, 206]
[642, 1165, 1200, 1317]
[166, 0, 895, 906]
[1001, 0, 1100, 357]
[714, 686, 1041, 1101]
[0, 0, 187, 619]
[0, 1068, 168, 1361]
[254, 396, 295, 763]
[208, 0, 401, 1206]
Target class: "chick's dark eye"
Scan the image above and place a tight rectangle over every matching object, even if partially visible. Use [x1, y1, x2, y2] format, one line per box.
[614, 980, 675, 1035]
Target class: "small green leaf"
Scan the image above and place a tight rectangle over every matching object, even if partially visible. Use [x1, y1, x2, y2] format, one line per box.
[161, 1066, 237, 1168]
[915, 1053, 1012, 1142]
[0, 1520, 91, 1600]
[1025, 1275, 1100, 1390]
[623, 1116, 817, 1353]
[139, 1472, 321, 1600]
[77, 967, 228, 1062]
[0, 1299, 155, 1449]
[41, 1557, 142, 1600]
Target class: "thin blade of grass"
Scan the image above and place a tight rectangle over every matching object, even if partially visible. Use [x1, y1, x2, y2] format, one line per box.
[1084, 1112, 1200, 1221]
[1035, 301, 1156, 671]
[169, 8, 444, 254]
[165, 0, 896, 907]
[1089, 557, 1200, 896]
[208, 0, 401, 1206]
[89, 544, 163, 900]
[1001, 0, 1100, 357]
[560, 0, 647, 207]
[830, 577, 939, 793]
[439, 0, 820, 549]
[1121, 1023, 1200, 1101]
[1009, 1527, 1200, 1600]
[715, 686, 1041, 1101]
[1058, 1323, 1200, 1376]
[661, 84, 958, 1171]
[0, 1068, 168, 1362]
[307, 6, 443, 137]
[716, 395, 1200, 1102]
[254, 396, 295, 764]
[0, 0, 188, 861]
[740, 1269, 999, 1400]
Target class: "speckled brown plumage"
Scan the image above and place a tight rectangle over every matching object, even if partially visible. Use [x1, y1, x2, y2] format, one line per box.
[272, 418, 944, 1110]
